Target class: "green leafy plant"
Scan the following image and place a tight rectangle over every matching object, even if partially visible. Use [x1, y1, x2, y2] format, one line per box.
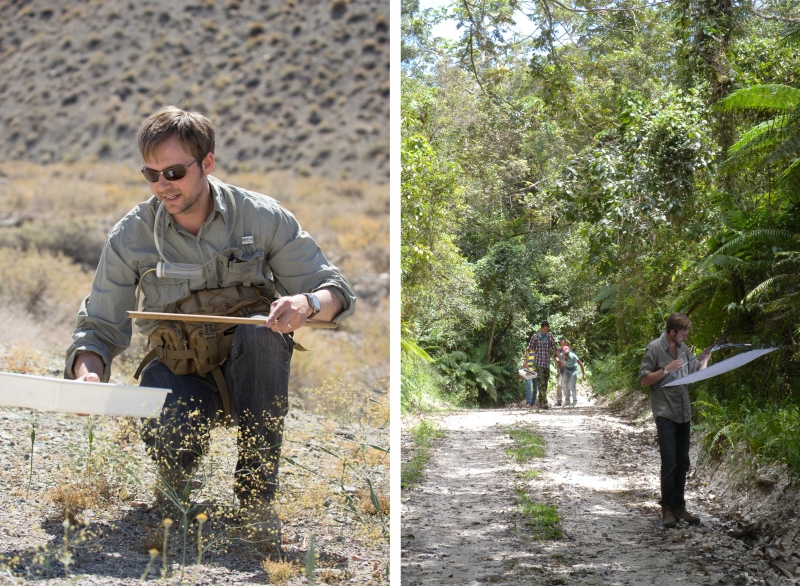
[436, 343, 505, 402]
[401, 419, 445, 489]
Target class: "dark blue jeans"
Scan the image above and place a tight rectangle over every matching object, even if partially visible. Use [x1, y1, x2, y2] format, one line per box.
[525, 377, 538, 404]
[140, 324, 293, 503]
[655, 416, 691, 510]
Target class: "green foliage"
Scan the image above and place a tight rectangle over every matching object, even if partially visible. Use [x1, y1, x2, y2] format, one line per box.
[714, 84, 800, 201]
[695, 393, 800, 478]
[401, 419, 446, 488]
[516, 490, 563, 540]
[436, 343, 505, 403]
[589, 350, 642, 398]
[506, 428, 545, 462]
[401, 346, 450, 415]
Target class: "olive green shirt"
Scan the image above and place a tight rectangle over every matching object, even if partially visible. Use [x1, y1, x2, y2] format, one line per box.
[65, 176, 355, 382]
[638, 333, 698, 424]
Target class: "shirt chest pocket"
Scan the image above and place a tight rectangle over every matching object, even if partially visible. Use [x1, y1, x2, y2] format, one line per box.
[218, 248, 265, 288]
[139, 263, 191, 312]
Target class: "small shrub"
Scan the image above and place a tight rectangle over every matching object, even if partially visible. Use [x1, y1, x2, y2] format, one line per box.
[356, 487, 389, 515]
[51, 475, 117, 524]
[212, 74, 232, 89]
[262, 559, 299, 585]
[248, 21, 266, 36]
[86, 34, 102, 50]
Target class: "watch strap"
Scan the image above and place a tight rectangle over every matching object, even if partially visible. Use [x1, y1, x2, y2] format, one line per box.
[303, 292, 321, 316]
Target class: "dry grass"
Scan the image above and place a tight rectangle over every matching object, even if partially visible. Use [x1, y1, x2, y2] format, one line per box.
[50, 474, 118, 524]
[262, 559, 300, 584]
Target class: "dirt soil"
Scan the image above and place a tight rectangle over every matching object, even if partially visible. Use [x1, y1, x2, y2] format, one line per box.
[401, 388, 799, 585]
[0, 397, 389, 585]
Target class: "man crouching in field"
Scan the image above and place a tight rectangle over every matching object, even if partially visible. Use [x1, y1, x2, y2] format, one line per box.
[639, 312, 709, 529]
[64, 106, 355, 542]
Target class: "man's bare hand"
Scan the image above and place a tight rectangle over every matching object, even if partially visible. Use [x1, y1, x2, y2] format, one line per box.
[73, 352, 104, 383]
[665, 359, 683, 373]
[264, 295, 310, 333]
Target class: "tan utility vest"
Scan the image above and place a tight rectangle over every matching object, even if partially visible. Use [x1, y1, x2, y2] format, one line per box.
[134, 285, 272, 421]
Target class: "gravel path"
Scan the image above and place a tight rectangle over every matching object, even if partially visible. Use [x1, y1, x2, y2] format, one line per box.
[401, 392, 795, 585]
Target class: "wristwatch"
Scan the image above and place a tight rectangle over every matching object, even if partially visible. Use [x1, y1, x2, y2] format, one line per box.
[663, 367, 670, 376]
[303, 292, 321, 317]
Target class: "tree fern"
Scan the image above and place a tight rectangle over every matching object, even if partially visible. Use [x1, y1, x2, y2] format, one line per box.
[713, 85, 800, 114]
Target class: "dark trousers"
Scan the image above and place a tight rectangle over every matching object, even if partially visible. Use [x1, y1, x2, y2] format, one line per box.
[140, 325, 293, 503]
[655, 416, 691, 510]
[537, 368, 551, 404]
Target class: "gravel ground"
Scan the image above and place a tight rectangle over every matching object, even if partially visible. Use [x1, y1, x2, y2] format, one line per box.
[0, 395, 389, 585]
[401, 388, 797, 585]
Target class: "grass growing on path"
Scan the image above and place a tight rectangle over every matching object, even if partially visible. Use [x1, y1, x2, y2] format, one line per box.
[516, 489, 563, 539]
[507, 426, 563, 540]
[506, 428, 545, 462]
[401, 419, 445, 489]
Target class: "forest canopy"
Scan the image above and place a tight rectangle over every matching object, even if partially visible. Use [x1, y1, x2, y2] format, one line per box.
[401, 0, 800, 473]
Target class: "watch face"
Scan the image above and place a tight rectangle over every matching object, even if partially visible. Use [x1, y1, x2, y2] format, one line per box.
[307, 293, 321, 313]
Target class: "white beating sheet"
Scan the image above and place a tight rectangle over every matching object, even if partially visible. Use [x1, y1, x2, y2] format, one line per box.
[662, 348, 779, 387]
[0, 371, 170, 417]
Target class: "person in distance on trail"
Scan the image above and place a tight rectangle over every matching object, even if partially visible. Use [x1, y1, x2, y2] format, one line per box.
[65, 106, 355, 541]
[521, 337, 538, 407]
[555, 336, 567, 406]
[559, 345, 585, 407]
[639, 312, 710, 529]
[526, 321, 561, 409]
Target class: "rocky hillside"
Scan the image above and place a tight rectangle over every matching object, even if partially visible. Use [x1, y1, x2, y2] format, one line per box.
[0, 0, 389, 183]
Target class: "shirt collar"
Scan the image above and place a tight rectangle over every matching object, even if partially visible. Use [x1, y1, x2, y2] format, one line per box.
[658, 332, 685, 352]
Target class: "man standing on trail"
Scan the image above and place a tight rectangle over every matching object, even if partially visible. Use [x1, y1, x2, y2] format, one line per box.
[526, 321, 561, 409]
[64, 106, 355, 541]
[639, 312, 710, 529]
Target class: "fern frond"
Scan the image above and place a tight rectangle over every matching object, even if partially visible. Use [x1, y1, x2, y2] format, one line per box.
[592, 284, 619, 303]
[745, 273, 797, 302]
[713, 85, 800, 113]
[728, 117, 788, 155]
[711, 230, 796, 256]
[777, 157, 800, 202]
[401, 337, 434, 362]
[437, 350, 469, 368]
[780, 27, 800, 48]
[762, 130, 800, 167]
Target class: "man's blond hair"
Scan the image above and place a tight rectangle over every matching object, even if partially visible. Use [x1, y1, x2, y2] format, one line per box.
[138, 106, 215, 163]
[665, 312, 692, 334]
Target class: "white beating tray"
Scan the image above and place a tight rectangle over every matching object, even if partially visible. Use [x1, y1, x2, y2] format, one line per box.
[0, 371, 171, 418]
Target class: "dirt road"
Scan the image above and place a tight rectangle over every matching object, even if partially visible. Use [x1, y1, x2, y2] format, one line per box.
[401, 394, 793, 585]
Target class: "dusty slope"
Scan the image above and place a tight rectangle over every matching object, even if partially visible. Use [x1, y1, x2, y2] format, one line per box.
[401, 393, 797, 585]
[0, 0, 388, 182]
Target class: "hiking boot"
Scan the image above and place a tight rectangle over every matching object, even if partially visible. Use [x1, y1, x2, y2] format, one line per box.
[673, 506, 700, 525]
[661, 506, 677, 528]
[238, 498, 282, 551]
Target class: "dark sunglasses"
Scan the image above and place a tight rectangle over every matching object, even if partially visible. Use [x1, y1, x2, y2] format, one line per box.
[141, 159, 198, 182]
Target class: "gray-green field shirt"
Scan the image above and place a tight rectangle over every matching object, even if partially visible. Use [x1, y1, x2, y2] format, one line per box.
[638, 333, 698, 424]
[65, 176, 355, 382]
